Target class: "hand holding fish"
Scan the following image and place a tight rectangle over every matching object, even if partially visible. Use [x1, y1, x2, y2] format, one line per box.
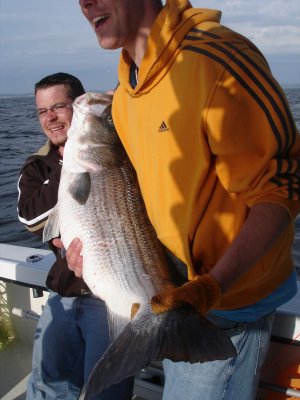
[52, 237, 83, 278]
[65, 238, 83, 277]
[151, 273, 222, 316]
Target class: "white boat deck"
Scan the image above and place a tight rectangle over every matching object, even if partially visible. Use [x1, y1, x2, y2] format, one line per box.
[0, 243, 300, 399]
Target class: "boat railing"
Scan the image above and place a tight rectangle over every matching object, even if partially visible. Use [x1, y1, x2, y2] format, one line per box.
[0, 243, 300, 399]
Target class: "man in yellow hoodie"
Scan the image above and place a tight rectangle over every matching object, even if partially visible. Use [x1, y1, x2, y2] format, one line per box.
[62, 1, 300, 399]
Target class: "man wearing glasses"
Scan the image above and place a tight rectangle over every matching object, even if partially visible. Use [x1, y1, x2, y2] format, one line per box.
[17, 72, 134, 400]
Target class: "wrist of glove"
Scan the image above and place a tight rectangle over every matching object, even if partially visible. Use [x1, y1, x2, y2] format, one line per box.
[151, 273, 222, 316]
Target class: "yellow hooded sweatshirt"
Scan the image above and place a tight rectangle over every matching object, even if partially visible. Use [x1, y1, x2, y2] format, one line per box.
[113, 0, 300, 309]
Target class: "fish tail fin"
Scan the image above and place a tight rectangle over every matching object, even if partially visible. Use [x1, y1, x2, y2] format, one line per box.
[84, 307, 236, 399]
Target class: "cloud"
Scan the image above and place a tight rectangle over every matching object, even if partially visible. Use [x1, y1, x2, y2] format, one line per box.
[0, 0, 299, 94]
[194, 0, 300, 54]
[0, 0, 121, 93]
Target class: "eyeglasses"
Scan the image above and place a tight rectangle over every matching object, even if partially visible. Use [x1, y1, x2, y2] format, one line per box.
[35, 102, 73, 117]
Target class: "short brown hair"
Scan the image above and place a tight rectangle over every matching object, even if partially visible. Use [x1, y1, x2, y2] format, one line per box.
[35, 72, 85, 100]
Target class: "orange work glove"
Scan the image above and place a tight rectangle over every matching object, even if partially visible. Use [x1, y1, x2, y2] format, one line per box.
[151, 273, 222, 316]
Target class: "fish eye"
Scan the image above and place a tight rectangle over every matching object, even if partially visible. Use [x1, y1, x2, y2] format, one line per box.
[107, 115, 114, 125]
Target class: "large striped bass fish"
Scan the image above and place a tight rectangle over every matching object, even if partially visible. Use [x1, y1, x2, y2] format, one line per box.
[44, 92, 236, 398]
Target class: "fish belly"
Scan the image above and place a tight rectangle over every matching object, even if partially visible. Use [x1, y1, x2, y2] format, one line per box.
[58, 166, 167, 317]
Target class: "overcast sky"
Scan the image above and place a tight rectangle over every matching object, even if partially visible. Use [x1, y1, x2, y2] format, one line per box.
[0, 0, 299, 95]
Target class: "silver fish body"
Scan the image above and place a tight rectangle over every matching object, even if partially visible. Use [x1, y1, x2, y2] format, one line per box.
[44, 92, 236, 398]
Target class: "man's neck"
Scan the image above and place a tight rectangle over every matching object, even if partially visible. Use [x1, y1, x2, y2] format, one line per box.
[128, 1, 163, 67]
[129, 29, 151, 68]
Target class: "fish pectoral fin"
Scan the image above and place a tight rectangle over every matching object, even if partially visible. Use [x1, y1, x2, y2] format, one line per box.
[68, 172, 91, 205]
[43, 204, 60, 242]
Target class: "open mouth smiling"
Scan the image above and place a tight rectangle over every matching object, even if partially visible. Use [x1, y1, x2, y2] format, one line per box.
[93, 14, 111, 29]
[49, 125, 64, 133]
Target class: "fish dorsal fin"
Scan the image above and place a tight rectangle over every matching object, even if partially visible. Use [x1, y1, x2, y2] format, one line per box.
[68, 172, 91, 205]
[43, 204, 60, 242]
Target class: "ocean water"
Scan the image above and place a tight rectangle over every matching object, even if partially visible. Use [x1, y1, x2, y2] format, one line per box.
[0, 95, 47, 249]
[0, 88, 300, 252]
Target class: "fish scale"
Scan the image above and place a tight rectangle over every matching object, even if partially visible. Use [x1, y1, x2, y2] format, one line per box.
[60, 164, 162, 316]
[43, 92, 237, 399]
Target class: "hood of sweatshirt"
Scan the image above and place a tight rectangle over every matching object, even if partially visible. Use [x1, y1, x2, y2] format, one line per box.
[118, 0, 221, 95]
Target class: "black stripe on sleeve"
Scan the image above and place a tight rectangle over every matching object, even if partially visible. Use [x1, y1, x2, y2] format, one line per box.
[182, 44, 284, 154]
[184, 28, 297, 154]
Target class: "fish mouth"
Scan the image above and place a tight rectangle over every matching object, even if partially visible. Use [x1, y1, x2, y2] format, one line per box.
[74, 93, 109, 116]
[93, 14, 111, 29]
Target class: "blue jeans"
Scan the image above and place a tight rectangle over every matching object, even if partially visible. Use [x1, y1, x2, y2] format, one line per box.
[162, 312, 274, 400]
[26, 292, 134, 400]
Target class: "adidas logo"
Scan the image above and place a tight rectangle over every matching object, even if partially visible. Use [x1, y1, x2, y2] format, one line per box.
[158, 121, 169, 133]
